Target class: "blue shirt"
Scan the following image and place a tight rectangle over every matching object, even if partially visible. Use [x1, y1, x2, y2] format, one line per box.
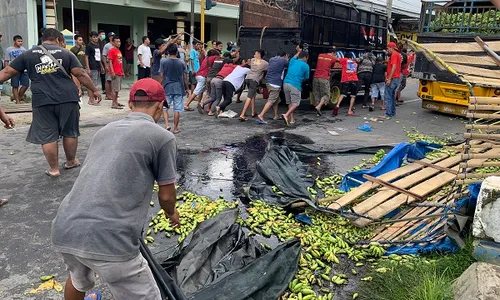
[159, 57, 188, 96]
[189, 48, 200, 73]
[265, 56, 288, 86]
[284, 57, 310, 91]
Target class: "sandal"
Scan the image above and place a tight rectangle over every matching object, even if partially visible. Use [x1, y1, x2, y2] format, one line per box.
[197, 104, 204, 114]
[0, 199, 8, 207]
[184, 107, 194, 111]
[64, 162, 81, 170]
[239, 116, 248, 122]
[45, 170, 60, 178]
[166, 127, 171, 131]
[256, 119, 267, 125]
[281, 114, 289, 127]
[111, 106, 123, 110]
[251, 113, 258, 118]
[117, 103, 125, 107]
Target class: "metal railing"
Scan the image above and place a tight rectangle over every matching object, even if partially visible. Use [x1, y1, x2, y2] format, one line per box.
[420, 0, 500, 34]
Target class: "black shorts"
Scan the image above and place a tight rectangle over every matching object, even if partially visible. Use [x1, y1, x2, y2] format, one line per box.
[26, 102, 80, 145]
[341, 81, 359, 97]
[245, 79, 259, 99]
[188, 72, 197, 85]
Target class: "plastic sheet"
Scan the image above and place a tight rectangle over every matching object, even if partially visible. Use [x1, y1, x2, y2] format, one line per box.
[143, 208, 301, 300]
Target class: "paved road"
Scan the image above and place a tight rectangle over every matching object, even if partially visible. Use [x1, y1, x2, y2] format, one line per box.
[0, 80, 467, 299]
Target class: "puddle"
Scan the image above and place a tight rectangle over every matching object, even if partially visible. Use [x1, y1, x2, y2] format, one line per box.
[175, 131, 374, 200]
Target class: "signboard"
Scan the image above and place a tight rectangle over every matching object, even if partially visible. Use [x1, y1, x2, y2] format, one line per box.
[396, 31, 417, 41]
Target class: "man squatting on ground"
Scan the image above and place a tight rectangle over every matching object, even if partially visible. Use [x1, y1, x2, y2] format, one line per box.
[51, 78, 180, 300]
[0, 28, 101, 177]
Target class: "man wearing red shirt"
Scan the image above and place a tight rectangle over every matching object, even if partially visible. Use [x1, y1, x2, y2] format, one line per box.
[396, 49, 414, 104]
[108, 37, 125, 109]
[203, 63, 237, 115]
[384, 42, 402, 118]
[332, 53, 359, 116]
[184, 49, 219, 112]
[313, 47, 337, 115]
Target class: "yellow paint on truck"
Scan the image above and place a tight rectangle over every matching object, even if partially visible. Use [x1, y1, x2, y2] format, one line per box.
[417, 80, 499, 116]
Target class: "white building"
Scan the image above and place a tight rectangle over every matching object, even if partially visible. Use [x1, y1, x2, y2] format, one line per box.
[0, 0, 239, 50]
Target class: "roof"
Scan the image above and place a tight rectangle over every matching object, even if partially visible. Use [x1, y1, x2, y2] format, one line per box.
[336, 0, 421, 19]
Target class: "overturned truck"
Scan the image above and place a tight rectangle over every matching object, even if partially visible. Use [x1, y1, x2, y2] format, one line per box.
[237, 0, 388, 102]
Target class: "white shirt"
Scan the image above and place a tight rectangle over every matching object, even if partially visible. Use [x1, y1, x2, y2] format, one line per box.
[224, 66, 250, 90]
[137, 44, 152, 68]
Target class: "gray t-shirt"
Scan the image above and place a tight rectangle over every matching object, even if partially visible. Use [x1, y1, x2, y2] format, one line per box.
[8, 43, 81, 107]
[160, 57, 187, 96]
[245, 58, 269, 82]
[4, 46, 26, 62]
[51, 112, 178, 262]
[102, 42, 113, 61]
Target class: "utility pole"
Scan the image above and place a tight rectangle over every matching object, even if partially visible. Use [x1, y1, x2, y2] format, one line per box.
[201, 0, 205, 43]
[190, 0, 195, 51]
[387, 0, 393, 27]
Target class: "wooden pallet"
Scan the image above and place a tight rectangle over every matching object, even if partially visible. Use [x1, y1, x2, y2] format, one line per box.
[330, 141, 494, 228]
[1, 102, 32, 114]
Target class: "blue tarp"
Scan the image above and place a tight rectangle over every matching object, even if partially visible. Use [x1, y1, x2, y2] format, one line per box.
[340, 141, 442, 192]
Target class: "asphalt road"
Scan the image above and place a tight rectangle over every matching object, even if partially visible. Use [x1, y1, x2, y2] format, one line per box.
[0, 80, 468, 299]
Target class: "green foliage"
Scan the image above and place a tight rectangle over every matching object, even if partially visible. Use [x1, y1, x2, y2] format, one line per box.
[430, 10, 500, 34]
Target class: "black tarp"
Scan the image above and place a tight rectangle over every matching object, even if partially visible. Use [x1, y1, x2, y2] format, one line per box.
[244, 141, 316, 207]
[143, 208, 301, 300]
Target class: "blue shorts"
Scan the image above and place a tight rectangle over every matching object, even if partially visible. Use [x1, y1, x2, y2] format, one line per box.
[167, 95, 185, 113]
[11, 72, 29, 88]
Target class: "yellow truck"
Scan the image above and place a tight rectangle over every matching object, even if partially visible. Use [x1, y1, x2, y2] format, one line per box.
[413, 0, 500, 116]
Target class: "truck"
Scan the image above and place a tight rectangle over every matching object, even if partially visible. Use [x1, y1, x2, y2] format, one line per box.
[413, 0, 500, 116]
[237, 0, 388, 104]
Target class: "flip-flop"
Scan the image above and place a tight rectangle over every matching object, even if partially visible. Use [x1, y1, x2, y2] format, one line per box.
[256, 119, 267, 124]
[111, 106, 123, 110]
[166, 127, 171, 131]
[173, 130, 181, 134]
[184, 107, 194, 111]
[251, 113, 258, 118]
[281, 114, 289, 126]
[315, 108, 322, 116]
[117, 103, 125, 107]
[0, 199, 8, 207]
[197, 104, 204, 114]
[64, 162, 81, 170]
[239, 117, 248, 122]
[45, 171, 60, 178]
[270, 117, 279, 120]
[84, 291, 102, 300]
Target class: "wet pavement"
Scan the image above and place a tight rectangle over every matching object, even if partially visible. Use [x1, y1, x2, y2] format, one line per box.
[0, 81, 468, 299]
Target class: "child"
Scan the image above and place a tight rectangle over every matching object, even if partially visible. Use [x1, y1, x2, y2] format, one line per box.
[370, 56, 386, 111]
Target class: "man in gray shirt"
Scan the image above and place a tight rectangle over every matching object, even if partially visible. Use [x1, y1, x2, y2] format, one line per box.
[101, 32, 115, 100]
[51, 78, 179, 300]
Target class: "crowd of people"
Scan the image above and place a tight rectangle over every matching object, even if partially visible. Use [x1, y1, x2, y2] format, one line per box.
[0, 26, 418, 300]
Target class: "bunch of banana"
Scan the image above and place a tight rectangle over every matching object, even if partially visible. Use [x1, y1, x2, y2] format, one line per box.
[367, 242, 385, 257]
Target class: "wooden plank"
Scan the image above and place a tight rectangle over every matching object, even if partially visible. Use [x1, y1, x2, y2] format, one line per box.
[466, 113, 500, 119]
[424, 41, 500, 53]
[329, 155, 450, 208]
[354, 148, 500, 227]
[460, 161, 500, 168]
[465, 124, 500, 130]
[476, 36, 500, 67]
[389, 198, 455, 241]
[457, 172, 500, 179]
[407, 158, 459, 175]
[438, 53, 497, 67]
[469, 97, 500, 105]
[363, 175, 424, 201]
[372, 190, 454, 241]
[468, 104, 500, 111]
[462, 152, 500, 159]
[463, 75, 500, 87]
[448, 63, 500, 79]
[351, 155, 463, 216]
[456, 179, 484, 184]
